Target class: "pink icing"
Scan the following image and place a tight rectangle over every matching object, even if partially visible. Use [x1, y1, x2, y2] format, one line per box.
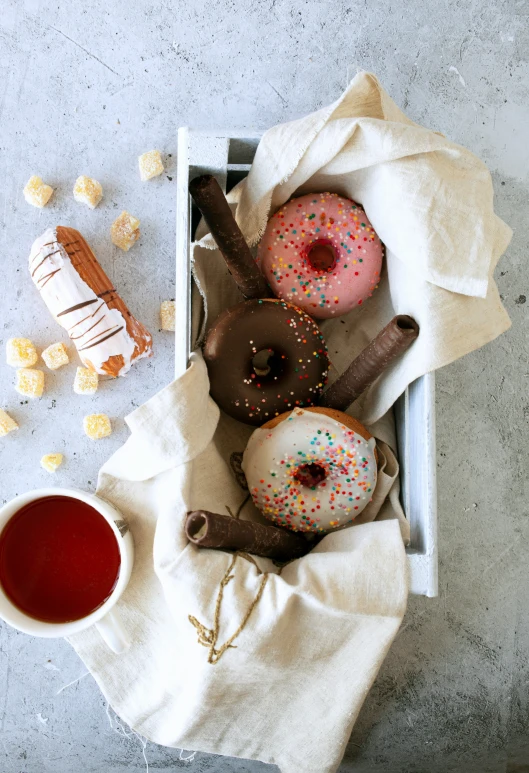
[257, 193, 383, 319]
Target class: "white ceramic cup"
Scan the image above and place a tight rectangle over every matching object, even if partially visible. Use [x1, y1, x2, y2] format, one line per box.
[0, 488, 134, 654]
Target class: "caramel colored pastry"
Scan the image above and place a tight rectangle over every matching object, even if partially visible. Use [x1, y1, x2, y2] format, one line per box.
[29, 227, 153, 377]
[41, 342, 69, 370]
[73, 176, 103, 209]
[41, 453, 63, 473]
[24, 176, 53, 208]
[111, 211, 140, 251]
[15, 369, 45, 398]
[6, 338, 38, 368]
[74, 366, 99, 395]
[83, 414, 112, 439]
[139, 150, 164, 181]
[160, 300, 176, 331]
[0, 409, 18, 437]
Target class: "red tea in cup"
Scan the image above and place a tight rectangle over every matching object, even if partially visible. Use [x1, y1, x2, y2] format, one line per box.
[0, 496, 121, 624]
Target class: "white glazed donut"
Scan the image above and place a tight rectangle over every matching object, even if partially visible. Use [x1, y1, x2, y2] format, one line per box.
[242, 407, 377, 533]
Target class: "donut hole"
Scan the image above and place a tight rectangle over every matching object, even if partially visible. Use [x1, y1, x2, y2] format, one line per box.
[294, 463, 327, 488]
[251, 348, 284, 380]
[306, 240, 337, 273]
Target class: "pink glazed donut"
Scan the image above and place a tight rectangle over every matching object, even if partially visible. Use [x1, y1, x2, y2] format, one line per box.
[257, 192, 383, 319]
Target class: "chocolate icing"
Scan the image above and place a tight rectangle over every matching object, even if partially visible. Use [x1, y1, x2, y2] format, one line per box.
[189, 175, 272, 300]
[203, 299, 329, 426]
[320, 315, 420, 411]
[185, 510, 311, 561]
[57, 299, 98, 317]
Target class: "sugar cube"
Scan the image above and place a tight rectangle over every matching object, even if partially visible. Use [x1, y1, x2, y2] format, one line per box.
[0, 409, 18, 437]
[73, 175, 103, 209]
[15, 369, 44, 398]
[111, 211, 140, 251]
[139, 150, 164, 181]
[74, 367, 99, 395]
[23, 175, 54, 208]
[41, 453, 63, 473]
[6, 338, 38, 368]
[41, 342, 69, 370]
[160, 300, 176, 331]
[83, 414, 112, 440]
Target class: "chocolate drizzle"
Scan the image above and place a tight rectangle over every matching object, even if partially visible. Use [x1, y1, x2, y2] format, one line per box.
[68, 303, 104, 332]
[39, 269, 61, 288]
[78, 326, 124, 351]
[70, 316, 106, 340]
[57, 299, 98, 317]
[31, 250, 60, 277]
[29, 227, 153, 377]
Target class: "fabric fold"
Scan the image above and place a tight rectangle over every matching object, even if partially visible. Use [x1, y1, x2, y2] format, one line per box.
[99, 354, 219, 483]
[237, 72, 511, 299]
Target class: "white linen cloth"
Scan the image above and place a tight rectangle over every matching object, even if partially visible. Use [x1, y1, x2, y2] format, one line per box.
[70, 72, 511, 773]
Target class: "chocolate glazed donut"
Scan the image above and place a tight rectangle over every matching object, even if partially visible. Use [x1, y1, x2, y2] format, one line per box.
[203, 299, 329, 426]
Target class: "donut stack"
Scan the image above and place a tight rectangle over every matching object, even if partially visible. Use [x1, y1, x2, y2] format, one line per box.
[188, 175, 419, 550]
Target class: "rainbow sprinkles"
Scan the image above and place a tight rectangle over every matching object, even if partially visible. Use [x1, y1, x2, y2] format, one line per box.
[242, 408, 377, 533]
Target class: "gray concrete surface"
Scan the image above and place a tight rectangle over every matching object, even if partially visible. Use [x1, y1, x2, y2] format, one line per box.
[0, 0, 527, 771]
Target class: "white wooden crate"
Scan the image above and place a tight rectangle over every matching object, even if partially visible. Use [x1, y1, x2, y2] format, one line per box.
[176, 128, 438, 597]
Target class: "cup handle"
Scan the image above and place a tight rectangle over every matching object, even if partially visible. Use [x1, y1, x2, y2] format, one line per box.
[95, 609, 130, 654]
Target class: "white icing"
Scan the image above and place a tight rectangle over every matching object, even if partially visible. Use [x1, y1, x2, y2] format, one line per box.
[29, 228, 140, 376]
[242, 409, 377, 533]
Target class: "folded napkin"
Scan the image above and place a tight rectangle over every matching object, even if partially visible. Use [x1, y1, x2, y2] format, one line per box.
[70, 71, 511, 773]
[71, 354, 407, 773]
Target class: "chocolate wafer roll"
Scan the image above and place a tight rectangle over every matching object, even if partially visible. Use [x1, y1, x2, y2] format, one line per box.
[320, 315, 419, 412]
[189, 175, 272, 300]
[185, 510, 311, 561]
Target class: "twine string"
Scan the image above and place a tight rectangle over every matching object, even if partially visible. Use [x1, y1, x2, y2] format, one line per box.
[188, 495, 269, 664]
